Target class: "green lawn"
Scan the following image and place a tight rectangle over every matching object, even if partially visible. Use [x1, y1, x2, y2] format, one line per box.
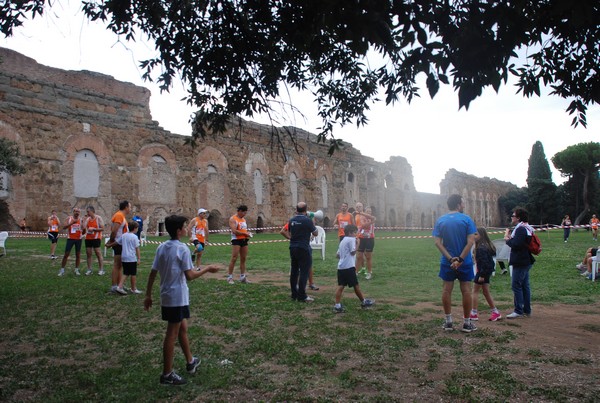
[0, 228, 598, 401]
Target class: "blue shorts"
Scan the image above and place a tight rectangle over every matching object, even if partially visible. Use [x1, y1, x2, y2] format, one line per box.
[439, 263, 474, 282]
[161, 306, 190, 323]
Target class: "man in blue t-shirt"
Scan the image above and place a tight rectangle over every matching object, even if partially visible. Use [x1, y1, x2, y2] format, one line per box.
[289, 202, 318, 302]
[432, 194, 477, 333]
[133, 215, 144, 240]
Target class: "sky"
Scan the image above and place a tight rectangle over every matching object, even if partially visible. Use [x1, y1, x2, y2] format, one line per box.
[2, 2, 598, 194]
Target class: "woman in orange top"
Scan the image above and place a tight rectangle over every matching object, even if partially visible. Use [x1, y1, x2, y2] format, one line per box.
[188, 208, 209, 268]
[58, 207, 83, 276]
[354, 203, 376, 280]
[47, 210, 61, 259]
[83, 205, 105, 276]
[227, 205, 251, 284]
[334, 202, 354, 242]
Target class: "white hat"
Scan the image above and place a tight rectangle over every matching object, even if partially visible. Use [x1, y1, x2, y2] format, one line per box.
[198, 208, 208, 214]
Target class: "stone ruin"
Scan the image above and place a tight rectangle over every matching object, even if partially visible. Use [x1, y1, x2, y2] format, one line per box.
[0, 47, 517, 233]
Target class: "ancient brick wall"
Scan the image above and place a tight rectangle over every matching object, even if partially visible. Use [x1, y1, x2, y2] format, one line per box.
[0, 47, 513, 233]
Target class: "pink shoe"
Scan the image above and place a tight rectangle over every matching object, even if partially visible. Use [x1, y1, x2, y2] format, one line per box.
[489, 311, 502, 321]
[469, 313, 479, 321]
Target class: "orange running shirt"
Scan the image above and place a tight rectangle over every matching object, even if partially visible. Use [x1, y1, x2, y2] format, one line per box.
[230, 214, 248, 240]
[85, 216, 102, 240]
[191, 217, 208, 243]
[48, 217, 59, 232]
[111, 211, 129, 244]
[591, 217, 599, 230]
[335, 212, 354, 237]
[66, 216, 82, 240]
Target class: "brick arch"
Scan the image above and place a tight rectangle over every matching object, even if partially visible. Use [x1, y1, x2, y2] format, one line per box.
[60, 133, 112, 216]
[0, 121, 26, 226]
[138, 143, 177, 172]
[316, 161, 333, 212]
[284, 158, 304, 209]
[196, 146, 228, 172]
[63, 134, 110, 165]
[137, 143, 177, 205]
[245, 152, 271, 213]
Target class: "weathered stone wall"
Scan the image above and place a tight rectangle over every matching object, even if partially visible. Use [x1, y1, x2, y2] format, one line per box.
[0, 47, 515, 232]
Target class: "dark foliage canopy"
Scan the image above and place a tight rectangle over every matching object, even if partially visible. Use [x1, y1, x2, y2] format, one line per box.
[1, 1, 598, 152]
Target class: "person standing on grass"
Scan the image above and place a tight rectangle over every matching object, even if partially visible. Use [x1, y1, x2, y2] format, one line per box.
[227, 205, 251, 285]
[333, 202, 354, 242]
[561, 215, 572, 243]
[83, 206, 105, 276]
[106, 200, 131, 295]
[288, 202, 319, 302]
[470, 227, 502, 322]
[188, 208, 209, 268]
[354, 202, 376, 278]
[117, 220, 142, 294]
[433, 194, 477, 333]
[504, 207, 535, 319]
[144, 215, 220, 386]
[280, 220, 319, 291]
[47, 210, 61, 259]
[333, 224, 374, 313]
[590, 214, 599, 241]
[58, 207, 83, 277]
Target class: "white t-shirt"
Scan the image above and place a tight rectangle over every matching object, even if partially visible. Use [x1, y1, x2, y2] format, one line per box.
[337, 236, 356, 270]
[151, 239, 193, 307]
[121, 232, 140, 263]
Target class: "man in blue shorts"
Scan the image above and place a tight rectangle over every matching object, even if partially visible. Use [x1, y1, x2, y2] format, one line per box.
[433, 194, 477, 333]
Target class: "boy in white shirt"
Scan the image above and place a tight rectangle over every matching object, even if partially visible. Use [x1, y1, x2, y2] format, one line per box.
[144, 215, 220, 385]
[334, 224, 375, 313]
[117, 220, 141, 294]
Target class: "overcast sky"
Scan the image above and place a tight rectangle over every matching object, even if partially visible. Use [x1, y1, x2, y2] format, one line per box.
[2, 2, 598, 194]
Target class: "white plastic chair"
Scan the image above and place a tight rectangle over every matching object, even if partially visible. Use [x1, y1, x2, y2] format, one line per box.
[591, 256, 598, 282]
[310, 225, 326, 260]
[103, 237, 111, 257]
[492, 239, 511, 276]
[0, 231, 8, 255]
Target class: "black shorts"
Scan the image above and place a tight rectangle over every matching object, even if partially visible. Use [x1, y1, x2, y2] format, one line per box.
[48, 232, 59, 243]
[112, 244, 123, 256]
[337, 267, 359, 287]
[161, 306, 190, 323]
[231, 239, 249, 247]
[592, 248, 598, 257]
[122, 261, 138, 276]
[64, 239, 82, 253]
[357, 238, 375, 252]
[474, 273, 491, 284]
[85, 239, 101, 248]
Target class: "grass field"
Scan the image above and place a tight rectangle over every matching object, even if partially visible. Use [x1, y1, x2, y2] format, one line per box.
[0, 227, 598, 401]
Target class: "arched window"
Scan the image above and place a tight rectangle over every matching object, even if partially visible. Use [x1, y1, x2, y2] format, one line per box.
[74, 149, 99, 197]
[347, 172, 354, 183]
[290, 172, 298, 206]
[254, 169, 263, 205]
[207, 164, 217, 174]
[321, 176, 328, 207]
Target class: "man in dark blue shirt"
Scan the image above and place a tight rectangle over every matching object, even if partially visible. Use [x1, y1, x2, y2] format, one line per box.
[132, 215, 144, 240]
[289, 202, 318, 302]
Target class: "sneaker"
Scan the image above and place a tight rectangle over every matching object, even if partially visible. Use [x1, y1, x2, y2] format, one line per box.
[122, 286, 131, 293]
[115, 287, 127, 295]
[186, 357, 201, 374]
[308, 284, 320, 290]
[130, 289, 143, 294]
[333, 305, 345, 313]
[160, 371, 186, 386]
[489, 311, 502, 321]
[57, 268, 65, 277]
[109, 285, 117, 294]
[470, 313, 479, 321]
[461, 322, 478, 333]
[302, 296, 315, 302]
[365, 272, 372, 280]
[587, 273, 593, 280]
[85, 269, 92, 276]
[581, 270, 591, 276]
[50, 255, 57, 260]
[227, 277, 235, 285]
[240, 276, 251, 284]
[98, 270, 105, 276]
[506, 312, 522, 319]
[74, 268, 81, 276]
[361, 298, 374, 308]
[501, 269, 508, 275]
[442, 322, 454, 331]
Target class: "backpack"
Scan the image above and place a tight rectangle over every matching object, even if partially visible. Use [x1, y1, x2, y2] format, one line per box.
[527, 232, 542, 255]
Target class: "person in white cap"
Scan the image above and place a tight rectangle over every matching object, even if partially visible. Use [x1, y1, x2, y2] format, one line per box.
[187, 208, 209, 269]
